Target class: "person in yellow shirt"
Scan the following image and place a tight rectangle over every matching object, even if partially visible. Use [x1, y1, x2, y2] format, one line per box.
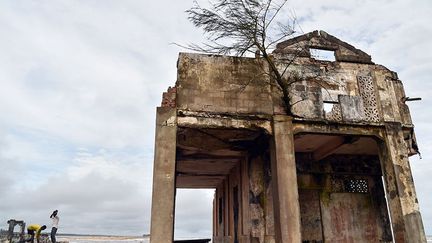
[26, 224, 47, 243]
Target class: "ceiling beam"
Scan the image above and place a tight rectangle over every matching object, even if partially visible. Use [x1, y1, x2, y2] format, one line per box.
[177, 159, 238, 175]
[313, 136, 346, 161]
[177, 145, 245, 157]
[176, 174, 225, 189]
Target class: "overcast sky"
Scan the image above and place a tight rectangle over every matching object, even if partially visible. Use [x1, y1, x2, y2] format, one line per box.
[0, 0, 431, 239]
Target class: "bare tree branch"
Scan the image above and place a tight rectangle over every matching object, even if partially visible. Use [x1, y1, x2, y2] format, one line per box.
[182, 0, 309, 116]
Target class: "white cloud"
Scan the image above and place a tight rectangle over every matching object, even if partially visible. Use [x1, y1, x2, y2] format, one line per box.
[0, 0, 431, 237]
[175, 189, 214, 239]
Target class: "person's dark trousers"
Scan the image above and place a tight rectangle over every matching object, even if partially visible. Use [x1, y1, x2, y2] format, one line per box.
[50, 227, 57, 243]
[26, 230, 35, 243]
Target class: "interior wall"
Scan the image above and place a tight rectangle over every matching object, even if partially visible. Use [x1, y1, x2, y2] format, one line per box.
[210, 133, 394, 243]
[213, 136, 276, 243]
[296, 154, 393, 243]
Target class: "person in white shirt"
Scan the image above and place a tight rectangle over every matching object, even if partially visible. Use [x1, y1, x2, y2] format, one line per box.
[49, 210, 59, 243]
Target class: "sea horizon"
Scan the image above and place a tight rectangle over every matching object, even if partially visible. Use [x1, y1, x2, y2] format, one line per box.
[57, 235, 149, 243]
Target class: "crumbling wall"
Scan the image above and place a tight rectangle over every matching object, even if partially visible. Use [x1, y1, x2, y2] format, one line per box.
[175, 51, 414, 131]
[158, 31, 424, 243]
[272, 59, 414, 129]
[161, 86, 177, 108]
[296, 154, 392, 242]
[274, 30, 373, 64]
[248, 152, 274, 243]
[212, 137, 275, 243]
[176, 53, 273, 115]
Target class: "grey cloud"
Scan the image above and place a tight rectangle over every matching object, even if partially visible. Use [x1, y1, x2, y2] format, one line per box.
[0, 129, 24, 195]
[1, 0, 431, 237]
[0, 152, 21, 196]
[0, 157, 152, 235]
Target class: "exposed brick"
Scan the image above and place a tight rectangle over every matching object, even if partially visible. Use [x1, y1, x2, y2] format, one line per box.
[161, 86, 176, 108]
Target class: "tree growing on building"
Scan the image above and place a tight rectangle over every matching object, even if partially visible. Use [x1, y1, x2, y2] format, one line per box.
[184, 0, 307, 115]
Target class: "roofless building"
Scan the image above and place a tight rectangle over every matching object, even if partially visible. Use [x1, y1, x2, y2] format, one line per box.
[149, 31, 426, 243]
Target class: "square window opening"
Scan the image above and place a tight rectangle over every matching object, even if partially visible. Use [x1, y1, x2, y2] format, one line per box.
[310, 48, 336, 61]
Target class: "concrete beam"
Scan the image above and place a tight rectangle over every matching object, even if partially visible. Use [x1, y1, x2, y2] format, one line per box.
[378, 122, 426, 243]
[177, 115, 272, 134]
[176, 174, 225, 188]
[271, 115, 301, 243]
[150, 107, 177, 243]
[292, 122, 384, 139]
[312, 136, 346, 161]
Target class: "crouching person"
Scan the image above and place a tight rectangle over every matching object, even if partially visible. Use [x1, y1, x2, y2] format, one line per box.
[26, 224, 47, 243]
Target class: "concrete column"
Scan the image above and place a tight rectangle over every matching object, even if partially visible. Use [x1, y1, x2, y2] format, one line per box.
[378, 122, 426, 243]
[150, 107, 177, 243]
[270, 115, 301, 243]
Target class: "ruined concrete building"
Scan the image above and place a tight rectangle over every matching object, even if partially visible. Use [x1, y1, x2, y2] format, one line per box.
[150, 31, 426, 243]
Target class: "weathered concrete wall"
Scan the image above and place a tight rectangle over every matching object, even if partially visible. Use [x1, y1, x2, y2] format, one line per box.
[213, 140, 276, 243]
[379, 122, 426, 243]
[248, 152, 274, 243]
[298, 190, 323, 242]
[150, 108, 177, 243]
[151, 30, 425, 243]
[272, 59, 414, 129]
[176, 51, 415, 132]
[296, 154, 392, 243]
[176, 53, 273, 115]
[274, 30, 373, 64]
